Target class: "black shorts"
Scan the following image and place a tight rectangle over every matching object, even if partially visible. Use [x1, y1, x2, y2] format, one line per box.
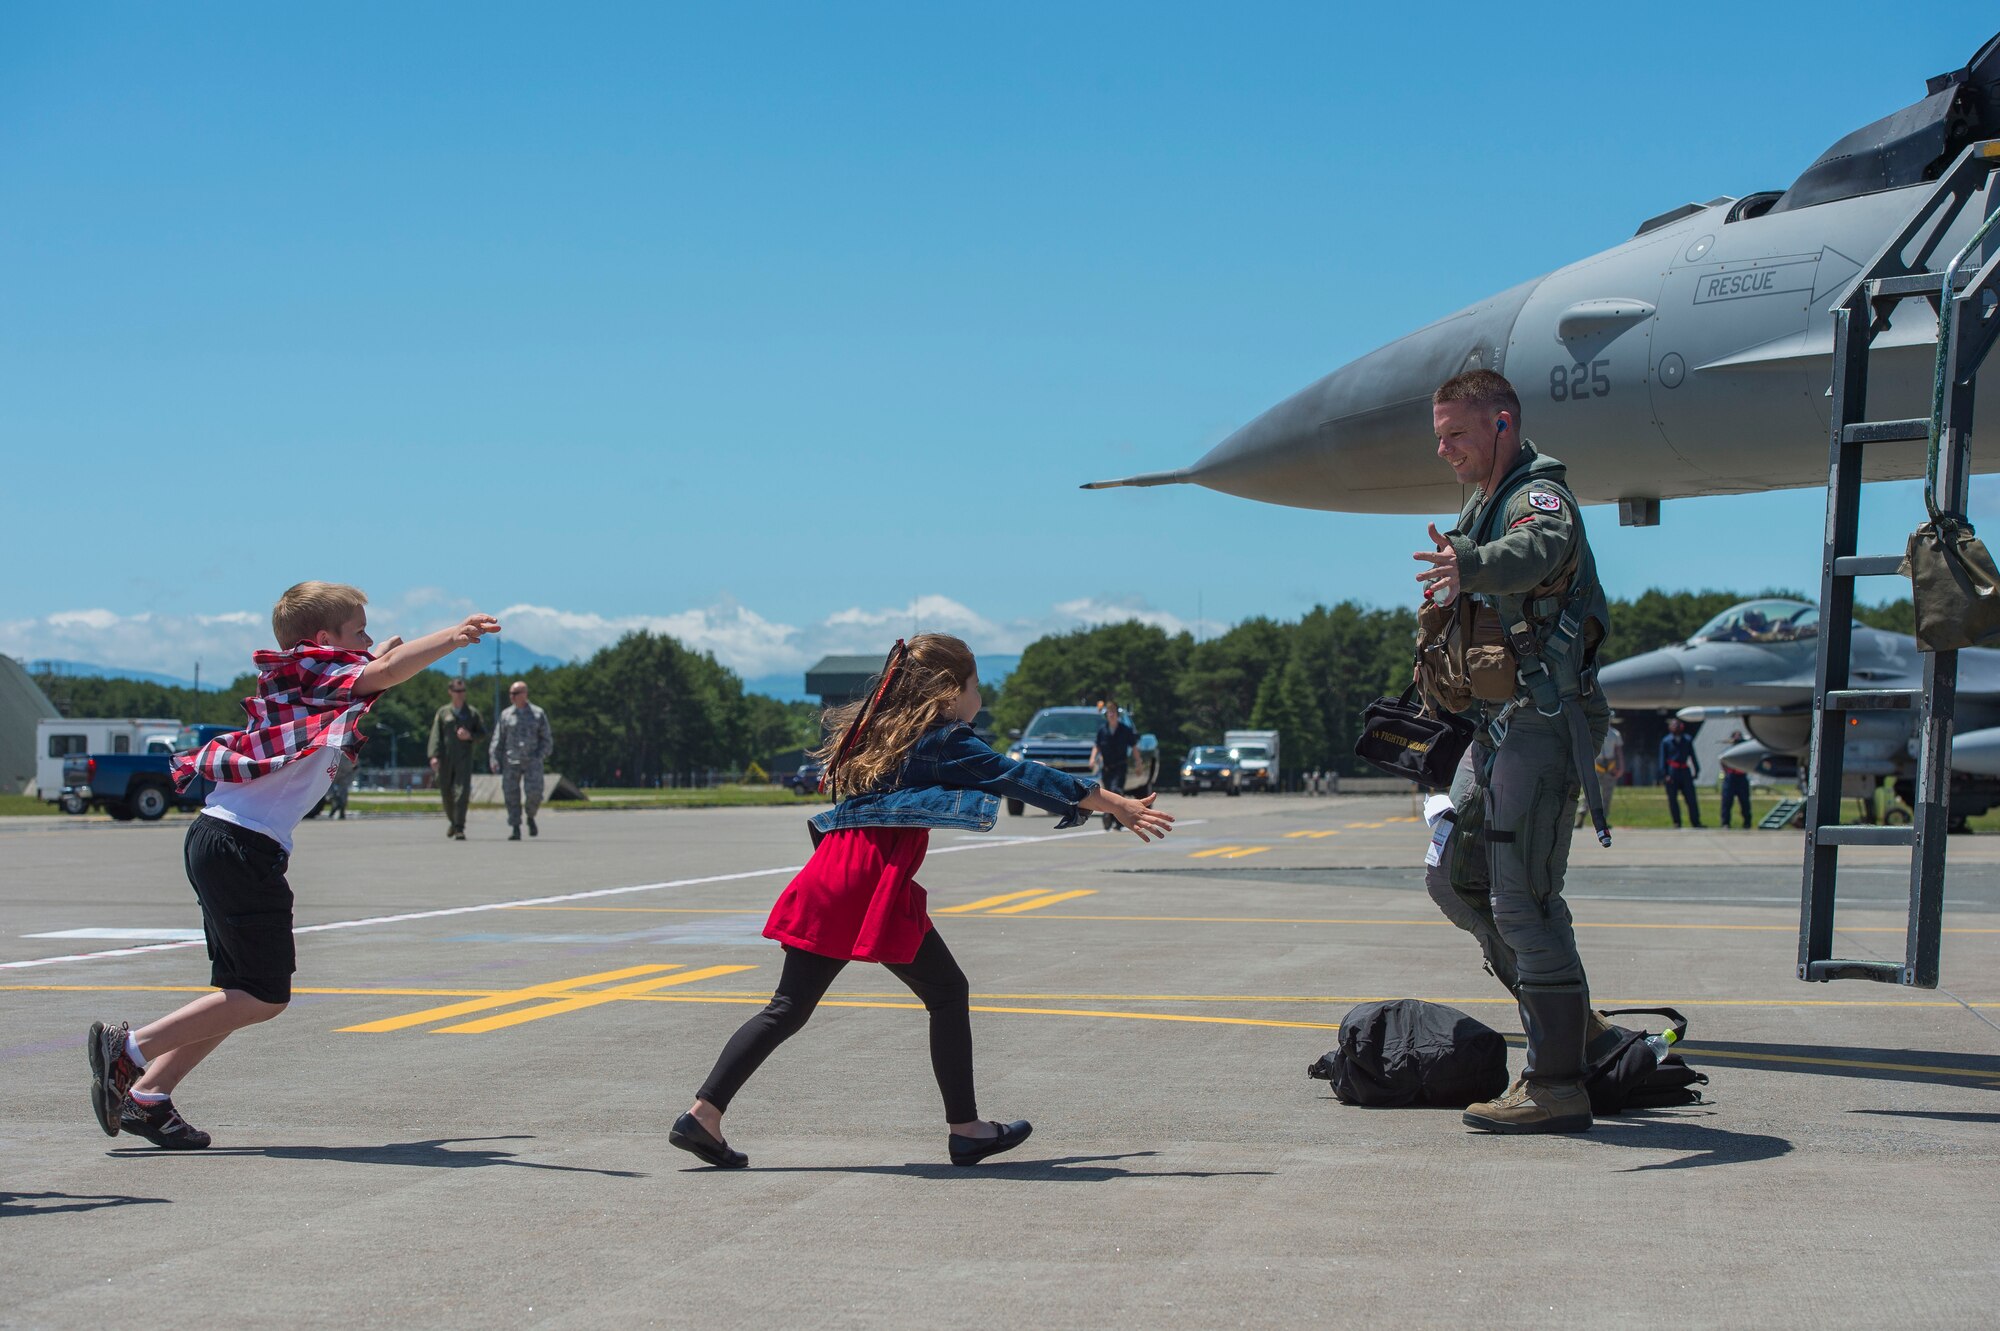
[183, 815, 296, 1004]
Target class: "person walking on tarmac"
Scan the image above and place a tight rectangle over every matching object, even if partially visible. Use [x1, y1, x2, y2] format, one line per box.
[490, 679, 554, 841]
[1090, 702, 1137, 808]
[1719, 729, 1753, 829]
[427, 678, 485, 840]
[1412, 369, 1612, 1135]
[1660, 717, 1704, 828]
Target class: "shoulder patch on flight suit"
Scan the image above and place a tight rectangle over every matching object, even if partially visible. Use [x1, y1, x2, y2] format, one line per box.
[1528, 490, 1562, 512]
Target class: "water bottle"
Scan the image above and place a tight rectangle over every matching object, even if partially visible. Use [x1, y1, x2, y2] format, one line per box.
[1643, 1029, 1678, 1062]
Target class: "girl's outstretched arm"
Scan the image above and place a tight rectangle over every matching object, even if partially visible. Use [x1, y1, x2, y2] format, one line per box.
[1081, 788, 1174, 842]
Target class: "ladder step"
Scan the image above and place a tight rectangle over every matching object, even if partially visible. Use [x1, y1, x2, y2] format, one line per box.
[1813, 825, 1915, 847]
[1759, 797, 1804, 830]
[1823, 688, 1917, 710]
[1868, 272, 1946, 299]
[1833, 555, 1906, 577]
[1841, 418, 1931, 444]
[1801, 959, 1909, 984]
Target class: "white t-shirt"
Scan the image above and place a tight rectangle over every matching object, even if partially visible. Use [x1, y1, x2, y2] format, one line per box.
[201, 747, 345, 851]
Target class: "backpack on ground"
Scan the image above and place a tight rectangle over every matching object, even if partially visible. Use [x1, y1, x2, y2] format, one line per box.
[1585, 1007, 1709, 1113]
[1308, 999, 1510, 1107]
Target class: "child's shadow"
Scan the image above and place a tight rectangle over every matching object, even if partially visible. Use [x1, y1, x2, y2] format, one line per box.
[108, 1134, 643, 1178]
[714, 1150, 1273, 1181]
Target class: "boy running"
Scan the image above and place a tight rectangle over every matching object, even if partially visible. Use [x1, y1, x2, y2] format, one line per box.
[86, 582, 499, 1148]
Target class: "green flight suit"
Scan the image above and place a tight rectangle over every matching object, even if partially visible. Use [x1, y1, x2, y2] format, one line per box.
[428, 701, 486, 835]
[1421, 441, 1609, 1085]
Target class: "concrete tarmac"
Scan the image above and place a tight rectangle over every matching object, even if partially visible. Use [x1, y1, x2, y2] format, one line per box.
[4, 795, 1997, 1328]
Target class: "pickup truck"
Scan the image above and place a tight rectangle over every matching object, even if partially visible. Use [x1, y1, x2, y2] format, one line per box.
[62, 724, 236, 821]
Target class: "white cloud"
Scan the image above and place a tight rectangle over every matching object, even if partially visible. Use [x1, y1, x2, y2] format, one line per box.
[0, 591, 1225, 685]
[0, 608, 268, 681]
[497, 599, 803, 677]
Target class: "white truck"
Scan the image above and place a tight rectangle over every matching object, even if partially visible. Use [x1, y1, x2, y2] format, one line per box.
[1223, 729, 1280, 793]
[36, 718, 183, 808]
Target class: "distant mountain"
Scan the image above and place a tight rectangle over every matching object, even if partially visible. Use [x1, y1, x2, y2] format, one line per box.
[26, 660, 202, 689]
[426, 640, 570, 677]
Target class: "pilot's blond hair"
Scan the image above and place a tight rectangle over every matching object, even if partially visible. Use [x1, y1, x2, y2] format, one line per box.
[1434, 369, 1522, 424]
[272, 581, 367, 647]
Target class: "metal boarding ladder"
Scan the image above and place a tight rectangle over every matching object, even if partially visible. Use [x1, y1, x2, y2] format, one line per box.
[1801, 140, 2000, 987]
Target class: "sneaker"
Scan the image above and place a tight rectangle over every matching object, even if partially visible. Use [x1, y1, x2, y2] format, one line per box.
[119, 1096, 212, 1150]
[1463, 1076, 1593, 1134]
[86, 1021, 144, 1137]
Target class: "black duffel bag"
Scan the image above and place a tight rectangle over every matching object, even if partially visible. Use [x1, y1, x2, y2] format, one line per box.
[1353, 685, 1476, 786]
[1585, 1007, 1708, 1113]
[1307, 998, 1510, 1107]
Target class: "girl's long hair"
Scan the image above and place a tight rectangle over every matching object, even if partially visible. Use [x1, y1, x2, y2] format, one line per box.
[813, 634, 976, 799]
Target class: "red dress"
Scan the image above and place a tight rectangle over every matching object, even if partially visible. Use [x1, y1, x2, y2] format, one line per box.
[763, 826, 933, 964]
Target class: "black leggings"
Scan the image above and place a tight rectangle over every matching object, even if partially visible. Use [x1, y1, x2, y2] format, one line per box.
[695, 930, 977, 1122]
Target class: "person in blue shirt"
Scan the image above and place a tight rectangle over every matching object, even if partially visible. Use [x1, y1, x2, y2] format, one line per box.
[1090, 702, 1138, 800]
[1659, 718, 1704, 829]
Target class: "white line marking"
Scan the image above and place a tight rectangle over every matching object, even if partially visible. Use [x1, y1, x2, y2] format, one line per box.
[0, 826, 1116, 971]
[24, 928, 207, 942]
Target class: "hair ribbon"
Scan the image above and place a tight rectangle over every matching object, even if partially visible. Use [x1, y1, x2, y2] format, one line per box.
[821, 639, 908, 794]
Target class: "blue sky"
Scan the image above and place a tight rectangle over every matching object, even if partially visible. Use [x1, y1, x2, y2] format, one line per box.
[3, 3, 1994, 687]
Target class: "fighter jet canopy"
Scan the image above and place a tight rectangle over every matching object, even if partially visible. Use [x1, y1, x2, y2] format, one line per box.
[1771, 30, 2000, 214]
[1689, 598, 1820, 645]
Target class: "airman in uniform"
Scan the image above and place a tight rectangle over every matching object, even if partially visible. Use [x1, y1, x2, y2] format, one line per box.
[490, 679, 554, 841]
[427, 678, 485, 840]
[1414, 370, 1612, 1135]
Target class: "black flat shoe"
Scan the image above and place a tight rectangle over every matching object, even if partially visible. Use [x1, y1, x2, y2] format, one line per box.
[669, 1112, 747, 1169]
[949, 1119, 1032, 1166]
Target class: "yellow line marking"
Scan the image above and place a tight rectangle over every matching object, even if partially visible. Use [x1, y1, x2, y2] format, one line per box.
[433, 965, 756, 1033]
[1284, 830, 1315, 839]
[1283, 829, 1343, 838]
[935, 889, 1051, 914]
[1385, 816, 1421, 823]
[337, 963, 682, 1033]
[1345, 821, 1388, 829]
[986, 889, 1096, 915]
[1221, 846, 1272, 859]
[1188, 845, 1241, 858]
[1306, 830, 1340, 839]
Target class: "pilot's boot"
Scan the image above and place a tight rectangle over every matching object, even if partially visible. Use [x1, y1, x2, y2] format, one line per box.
[1465, 983, 1594, 1134]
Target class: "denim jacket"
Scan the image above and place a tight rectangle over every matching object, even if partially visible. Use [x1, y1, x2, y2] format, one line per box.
[809, 722, 1100, 839]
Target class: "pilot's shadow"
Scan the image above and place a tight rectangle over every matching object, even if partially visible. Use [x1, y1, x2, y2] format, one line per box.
[725, 1150, 1274, 1182]
[109, 1134, 643, 1178]
[1, 1189, 171, 1217]
[1582, 1112, 1792, 1171]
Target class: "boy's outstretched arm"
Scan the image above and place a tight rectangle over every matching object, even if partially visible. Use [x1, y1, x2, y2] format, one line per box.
[354, 615, 501, 697]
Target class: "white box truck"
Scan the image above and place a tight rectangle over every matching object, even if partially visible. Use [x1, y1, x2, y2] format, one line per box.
[1224, 729, 1280, 793]
[36, 718, 182, 806]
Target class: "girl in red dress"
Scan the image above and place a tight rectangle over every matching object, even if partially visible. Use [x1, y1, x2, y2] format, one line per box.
[670, 634, 1173, 1169]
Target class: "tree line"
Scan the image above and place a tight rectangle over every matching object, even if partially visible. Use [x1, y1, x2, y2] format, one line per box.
[29, 589, 1914, 784]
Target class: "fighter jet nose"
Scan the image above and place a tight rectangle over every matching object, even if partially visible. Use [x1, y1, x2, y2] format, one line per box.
[1166, 278, 1543, 514]
[1597, 652, 1685, 709]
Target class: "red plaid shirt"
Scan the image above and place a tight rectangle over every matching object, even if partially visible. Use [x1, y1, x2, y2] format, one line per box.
[173, 645, 377, 792]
